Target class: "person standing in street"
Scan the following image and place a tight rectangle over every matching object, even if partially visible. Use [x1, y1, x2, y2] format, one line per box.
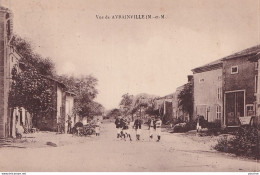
[134, 115, 142, 141]
[66, 116, 72, 134]
[148, 115, 156, 140]
[128, 118, 134, 141]
[95, 118, 101, 136]
[155, 117, 162, 142]
[121, 116, 128, 140]
[115, 115, 122, 138]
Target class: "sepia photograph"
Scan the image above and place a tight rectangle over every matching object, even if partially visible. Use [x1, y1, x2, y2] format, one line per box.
[0, 0, 260, 173]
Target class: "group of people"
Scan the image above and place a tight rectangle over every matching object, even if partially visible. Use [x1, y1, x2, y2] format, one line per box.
[115, 115, 162, 142]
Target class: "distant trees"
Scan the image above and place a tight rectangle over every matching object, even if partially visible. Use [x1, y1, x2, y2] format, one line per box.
[106, 108, 121, 119]
[119, 93, 134, 115]
[118, 93, 156, 118]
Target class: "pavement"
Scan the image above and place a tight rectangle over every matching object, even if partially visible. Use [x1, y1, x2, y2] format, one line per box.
[0, 121, 259, 172]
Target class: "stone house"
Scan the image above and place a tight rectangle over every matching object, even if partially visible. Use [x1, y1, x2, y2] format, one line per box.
[34, 77, 67, 132]
[0, 6, 14, 138]
[192, 60, 223, 124]
[222, 45, 260, 126]
[192, 45, 260, 127]
[0, 6, 76, 138]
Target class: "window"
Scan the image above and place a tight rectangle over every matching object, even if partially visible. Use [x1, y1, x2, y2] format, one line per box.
[217, 87, 222, 100]
[199, 78, 204, 83]
[231, 66, 238, 74]
[218, 76, 222, 81]
[216, 105, 221, 119]
[246, 104, 254, 116]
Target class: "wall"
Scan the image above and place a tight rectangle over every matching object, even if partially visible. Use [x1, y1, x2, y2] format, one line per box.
[223, 57, 257, 126]
[0, 8, 12, 138]
[193, 68, 222, 122]
[223, 56, 257, 105]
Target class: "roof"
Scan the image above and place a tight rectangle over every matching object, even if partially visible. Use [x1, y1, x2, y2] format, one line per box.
[192, 44, 260, 73]
[248, 52, 260, 62]
[191, 59, 223, 73]
[221, 44, 260, 61]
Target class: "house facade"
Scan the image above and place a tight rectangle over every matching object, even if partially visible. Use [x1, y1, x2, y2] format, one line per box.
[35, 78, 67, 132]
[192, 61, 223, 124]
[0, 7, 13, 138]
[222, 46, 260, 126]
[192, 45, 260, 127]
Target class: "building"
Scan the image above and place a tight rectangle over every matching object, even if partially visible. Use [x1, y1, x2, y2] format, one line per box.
[222, 45, 260, 126]
[34, 77, 67, 132]
[0, 6, 76, 137]
[0, 6, 14, 138]
[153, 93, 173, 123]
[192, 45, 260, 127]
[192, 60, 223, 124]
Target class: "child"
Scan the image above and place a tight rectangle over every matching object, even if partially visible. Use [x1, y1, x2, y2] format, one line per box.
[95, 119, 101, 136]
[155, 117, 162, 142]
[128, 119, 134, 141]
[148, 116, 156, 140]
[121, 116, 128, 140]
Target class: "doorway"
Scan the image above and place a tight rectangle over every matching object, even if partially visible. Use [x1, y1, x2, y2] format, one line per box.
[225, 91, 245, 126]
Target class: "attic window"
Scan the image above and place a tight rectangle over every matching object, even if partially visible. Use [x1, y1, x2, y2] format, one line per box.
[231, 66, 238, 74]
[199, 78, 204, 83]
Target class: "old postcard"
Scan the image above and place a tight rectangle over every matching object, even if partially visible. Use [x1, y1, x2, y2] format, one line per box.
[0, 0, 260, 173]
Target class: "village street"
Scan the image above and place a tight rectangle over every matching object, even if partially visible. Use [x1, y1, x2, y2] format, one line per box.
[0, 121, 259, 172]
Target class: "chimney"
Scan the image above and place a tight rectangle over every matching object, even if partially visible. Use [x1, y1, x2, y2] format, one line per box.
[187, 75, 193, 82]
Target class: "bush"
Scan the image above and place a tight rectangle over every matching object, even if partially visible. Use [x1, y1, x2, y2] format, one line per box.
[206, 119, 222, 136]
[172, 120, 196, 133]
[185, 120, 197, 131]
[173, 123, 187, 133]
[214, 126, 259, 158]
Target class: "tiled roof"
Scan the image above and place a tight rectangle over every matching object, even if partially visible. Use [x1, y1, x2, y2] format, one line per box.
[221, 45, 260, 61]
[192, 44, 260, 73]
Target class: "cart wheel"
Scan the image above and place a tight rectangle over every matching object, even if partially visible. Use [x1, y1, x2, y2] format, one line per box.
[86, 129, 94, 135]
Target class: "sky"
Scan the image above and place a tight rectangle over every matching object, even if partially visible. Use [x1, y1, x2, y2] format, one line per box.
[1, 0, 260, 109]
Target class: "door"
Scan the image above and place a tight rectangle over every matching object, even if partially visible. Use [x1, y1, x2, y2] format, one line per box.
[225, 91, 244, 126]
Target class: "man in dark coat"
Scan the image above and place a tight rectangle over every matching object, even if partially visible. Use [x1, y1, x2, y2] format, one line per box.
[134, 115, 142, 140]
[115, 116, 122, 138]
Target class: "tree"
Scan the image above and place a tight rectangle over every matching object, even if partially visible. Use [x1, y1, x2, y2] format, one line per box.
[177, 82, 193, 121]
[106, 108, 121, 119]
[11, 35, 56, 76]
[119, 93, 134, 115]
[9, 66, 54, 115]
[57, 75, 101, 119]
[8, 35, 56, 116]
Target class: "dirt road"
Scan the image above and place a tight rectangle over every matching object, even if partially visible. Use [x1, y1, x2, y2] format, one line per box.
[0, 122, 259, 172]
